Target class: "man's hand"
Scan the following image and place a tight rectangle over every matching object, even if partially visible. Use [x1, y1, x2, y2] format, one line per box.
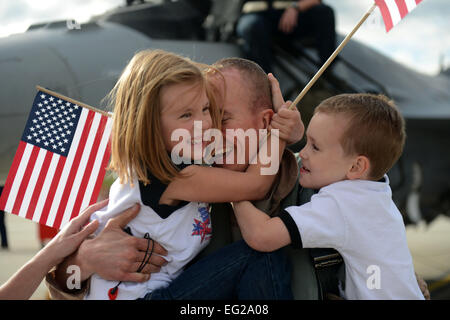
[77, 203, 168, 282]
[55, 203, 168, 290]
[279, 7, 298, 34]
[268, 73, 304, 144]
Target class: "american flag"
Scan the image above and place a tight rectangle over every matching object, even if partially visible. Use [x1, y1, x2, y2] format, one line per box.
[375, 0, 423, 32]
[0, 88, 112, 229]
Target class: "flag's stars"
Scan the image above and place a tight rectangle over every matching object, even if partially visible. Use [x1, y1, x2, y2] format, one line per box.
[40, 94, 46, 99]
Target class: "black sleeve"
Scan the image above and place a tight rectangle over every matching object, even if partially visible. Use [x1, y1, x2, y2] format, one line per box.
[278, 210, 303, 249]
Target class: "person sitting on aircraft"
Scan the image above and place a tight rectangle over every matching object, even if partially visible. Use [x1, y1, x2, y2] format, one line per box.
[236, 0, 336, 73]
[232, 93, 425, 299]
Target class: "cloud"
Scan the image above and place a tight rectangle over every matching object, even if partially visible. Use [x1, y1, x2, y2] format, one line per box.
[0, 0, 122, 37]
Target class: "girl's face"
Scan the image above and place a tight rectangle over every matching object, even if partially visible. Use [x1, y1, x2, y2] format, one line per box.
[299, 112, 356, 189]
[160, 81, 212, 160]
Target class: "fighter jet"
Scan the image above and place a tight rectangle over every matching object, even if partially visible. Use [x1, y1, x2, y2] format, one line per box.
[0, 0, 449, 229]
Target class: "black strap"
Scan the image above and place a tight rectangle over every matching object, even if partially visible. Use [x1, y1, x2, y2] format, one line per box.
[109, 232, 154, 297]
[278, 210, 303, 249]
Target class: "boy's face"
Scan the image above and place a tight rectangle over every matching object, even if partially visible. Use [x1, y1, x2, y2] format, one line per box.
[299, 112, 357, 189]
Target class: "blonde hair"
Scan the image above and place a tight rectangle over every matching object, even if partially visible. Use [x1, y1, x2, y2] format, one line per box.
[315, 93, 406, 180]
[108, 50, 221, 185]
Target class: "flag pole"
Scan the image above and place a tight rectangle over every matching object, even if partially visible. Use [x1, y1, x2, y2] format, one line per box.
[289, 3, 377, 110]
[36, 85, 111, 117]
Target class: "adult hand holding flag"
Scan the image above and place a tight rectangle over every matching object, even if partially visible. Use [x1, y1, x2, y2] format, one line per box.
[0, 87, 112, 229]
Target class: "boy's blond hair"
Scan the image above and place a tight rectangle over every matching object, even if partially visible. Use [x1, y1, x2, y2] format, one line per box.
[315, 93, 406, 180]
[108, 50, 221, 185]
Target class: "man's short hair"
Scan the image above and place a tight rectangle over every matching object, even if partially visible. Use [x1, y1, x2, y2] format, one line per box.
[315, 93, 406, 180]
[213, 57, 273, 111]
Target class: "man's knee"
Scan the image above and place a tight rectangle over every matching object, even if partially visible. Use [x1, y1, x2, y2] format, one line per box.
[237, 14, 267, 39]
[310, 4, 335, 24]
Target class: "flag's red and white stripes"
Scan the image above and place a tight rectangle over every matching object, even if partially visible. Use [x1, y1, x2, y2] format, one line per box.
[375, 0, 423, 32]
[0, 108, 112, 229]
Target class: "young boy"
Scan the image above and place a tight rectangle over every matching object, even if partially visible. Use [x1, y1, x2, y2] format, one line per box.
[233, 93, 424, 300]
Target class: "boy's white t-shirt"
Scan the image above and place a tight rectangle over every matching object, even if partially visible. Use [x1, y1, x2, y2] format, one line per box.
[84, 176, 212, 300]
[281, 176, 423, 300]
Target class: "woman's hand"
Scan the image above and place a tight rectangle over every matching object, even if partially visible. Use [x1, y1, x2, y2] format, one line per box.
[42, 199, 103, 266]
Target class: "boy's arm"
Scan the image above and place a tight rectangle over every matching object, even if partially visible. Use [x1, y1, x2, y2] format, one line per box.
[232, 201, 292, 252]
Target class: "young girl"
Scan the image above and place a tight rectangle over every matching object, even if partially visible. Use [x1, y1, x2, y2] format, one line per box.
[84, 50, 287, 300]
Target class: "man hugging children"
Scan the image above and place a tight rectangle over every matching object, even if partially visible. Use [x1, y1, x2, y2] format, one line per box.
[233, 93, 424, 299]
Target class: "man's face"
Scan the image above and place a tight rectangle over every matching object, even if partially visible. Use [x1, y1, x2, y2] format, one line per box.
[215, 68, 264, 172]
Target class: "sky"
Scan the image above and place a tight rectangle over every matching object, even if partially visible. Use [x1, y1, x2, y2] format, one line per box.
[0, 0, 449, 75]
